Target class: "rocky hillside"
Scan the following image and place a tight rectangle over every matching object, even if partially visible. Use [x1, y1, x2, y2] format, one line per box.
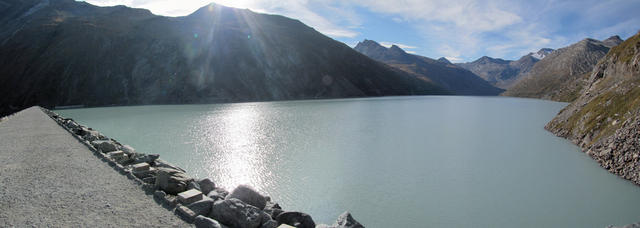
[546, 32, 640, 185]
[354, 40, 503, 95]
[0, 0, 448, 117]
[456, 49, 552, 89]
[503, 36, 623, 102]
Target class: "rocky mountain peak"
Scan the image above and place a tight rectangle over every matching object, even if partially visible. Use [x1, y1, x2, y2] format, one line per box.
[529, 48, 554, 59]
[356, 39, 382, 47]
[354, 39, 386, 53]
[602, 35, 623, 48]
[389, 44, 406, 54]
[437, 57, 452, 64]
[354, 39, 412, 63]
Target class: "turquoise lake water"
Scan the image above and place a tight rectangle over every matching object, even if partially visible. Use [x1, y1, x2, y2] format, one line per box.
[58, 96, 640, 227]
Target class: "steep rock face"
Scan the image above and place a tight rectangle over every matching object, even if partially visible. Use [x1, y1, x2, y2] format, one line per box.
[503, 37, 623, 102]
[456, 49, 552, 89]
[354, 40, 503, 95]
[0, 0, 447, 116]
[546, 32, 640, 185]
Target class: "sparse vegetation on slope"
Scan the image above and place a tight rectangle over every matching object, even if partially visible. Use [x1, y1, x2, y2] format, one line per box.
[546, 32, 640, 185]
[504, 37, 623, 102]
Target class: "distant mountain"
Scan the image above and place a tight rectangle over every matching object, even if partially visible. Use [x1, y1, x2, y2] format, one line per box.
[529, 48, 554, 60]
[602, 35, 624, 47]
[456, 48, 553, 89]
[503, 37, 623, 102]
[546, 32, 640, 185]
[354, 40, 503, 95]
[437, 57, 452, 64]
[0, 0, 448, 117]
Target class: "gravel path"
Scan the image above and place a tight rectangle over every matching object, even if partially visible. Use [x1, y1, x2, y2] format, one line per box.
[0, 107, 190, 227]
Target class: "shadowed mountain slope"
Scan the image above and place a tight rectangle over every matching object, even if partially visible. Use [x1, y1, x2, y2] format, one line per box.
[0, 0, 447, 116]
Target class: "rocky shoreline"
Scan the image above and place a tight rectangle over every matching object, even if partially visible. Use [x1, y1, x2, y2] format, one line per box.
[547, 113, 640, 186]
[42, 107, 364, 228]
[545, 32, 640, 188]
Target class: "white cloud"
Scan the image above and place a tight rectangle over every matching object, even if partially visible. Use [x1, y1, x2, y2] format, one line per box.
[379, 42, 417, 49]
[445, 56, 463, 62]
[438, 44, 463, 62]
[352, 0, 522, 32]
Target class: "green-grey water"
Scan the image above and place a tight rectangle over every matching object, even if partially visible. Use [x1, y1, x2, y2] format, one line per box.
[58, 96, 640, 227]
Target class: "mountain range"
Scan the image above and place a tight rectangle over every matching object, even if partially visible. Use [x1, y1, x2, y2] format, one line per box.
[0, 0, 448, 117]
[503, 36, 623, 101]
[456, 48, 553, 89]
[354, 40, 503, 95]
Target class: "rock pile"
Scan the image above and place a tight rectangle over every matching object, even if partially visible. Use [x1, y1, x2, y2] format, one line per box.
[584, 114, 640, 185]
[43, 108, 364, 228]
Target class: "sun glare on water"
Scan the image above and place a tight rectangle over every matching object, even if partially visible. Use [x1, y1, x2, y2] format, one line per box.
[197, 103, 276, 193]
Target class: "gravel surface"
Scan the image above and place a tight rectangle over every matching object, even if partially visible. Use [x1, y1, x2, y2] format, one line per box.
[0, 107, 190, 227]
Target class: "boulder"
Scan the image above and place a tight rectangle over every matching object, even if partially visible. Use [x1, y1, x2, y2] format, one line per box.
[226, 185, 267, 210]
[188, 181, 201, 191]
[135, 154, 160, 164]
[91, 140, 118, 153]
[83, 130, 107, 141]
[194, 215, 222, 228]
[277, 225, 296, 228]
[260, 212, 278, 228]
[154, 190, 167, 199]
[264, 202, 283, 219]
[155, 159, 186, 172]
[209, 198, 263, 228]
[121, 145, 136, 154]
[207, 190, 225, 202]
[116, 155, 136, 165]
[334, 212, 364, 228]
[198, 178, 216, 195]
[72, 126, 88, 136]
[276, 212, 315, 228]
[187, 196, 215, 216]
[155, 167, 193, 194]
[132, 162, 150, 172]
[65, 120, 79, 129]
[261, 219, 278, 228]
[106, 151, 125, 159]
[214, 187, 229, 198]
[142, 176, 156, 184]
[133, 168, 156, 179]
[175, 205, 198, 222]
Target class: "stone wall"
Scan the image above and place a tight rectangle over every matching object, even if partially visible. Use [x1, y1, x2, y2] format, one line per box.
[42, 107, 364, 228]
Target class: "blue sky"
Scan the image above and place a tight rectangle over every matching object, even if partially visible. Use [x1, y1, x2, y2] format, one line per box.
[83, 0, 640, 62]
